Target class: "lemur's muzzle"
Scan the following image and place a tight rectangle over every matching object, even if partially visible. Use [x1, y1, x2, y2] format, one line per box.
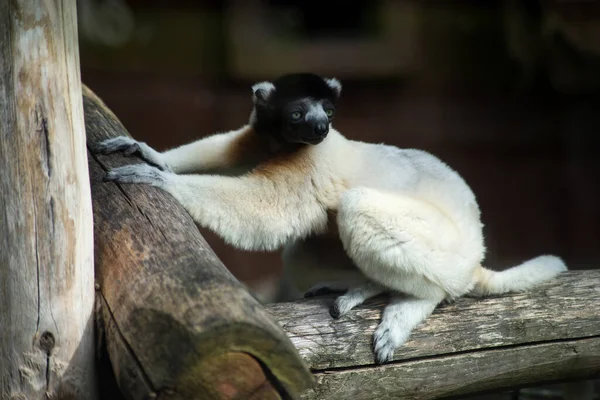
[314, 123, 328, 136]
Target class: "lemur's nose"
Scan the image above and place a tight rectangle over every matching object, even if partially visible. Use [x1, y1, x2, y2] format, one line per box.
[315, 123, 328, 136]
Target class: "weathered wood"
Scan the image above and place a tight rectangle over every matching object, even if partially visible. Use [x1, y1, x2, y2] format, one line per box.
[83, 86, 314, 400]
[266, 270, 600, 399]
[0, 1, 97, 398]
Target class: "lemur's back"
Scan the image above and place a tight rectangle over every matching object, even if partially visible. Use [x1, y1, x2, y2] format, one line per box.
[342, 138, 479, 220]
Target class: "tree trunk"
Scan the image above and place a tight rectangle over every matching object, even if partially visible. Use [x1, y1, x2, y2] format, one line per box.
[0, 1, 97, 398]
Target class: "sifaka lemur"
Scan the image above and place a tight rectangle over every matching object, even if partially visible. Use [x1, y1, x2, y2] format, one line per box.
[93, 72, 567, 364]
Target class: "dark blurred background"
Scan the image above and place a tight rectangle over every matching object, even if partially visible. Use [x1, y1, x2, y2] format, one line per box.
[77, 0, 600, 301]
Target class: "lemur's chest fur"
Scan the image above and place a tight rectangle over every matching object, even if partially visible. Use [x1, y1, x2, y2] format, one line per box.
[251, 130, 351, 212]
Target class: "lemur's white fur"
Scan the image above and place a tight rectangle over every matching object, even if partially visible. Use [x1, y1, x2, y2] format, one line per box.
[324, 78, 342, 97]
[251, 81, 275, 101]
[96, 76, 567, 364]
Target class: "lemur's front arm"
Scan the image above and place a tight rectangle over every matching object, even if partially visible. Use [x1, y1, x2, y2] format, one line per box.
[102, 159, 329, 251]
[95, 126, 264, 175]
[163, 126, 266, 174]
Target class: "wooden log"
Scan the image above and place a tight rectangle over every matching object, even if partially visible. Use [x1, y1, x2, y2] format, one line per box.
[266, 270, 600, 399]
[0, 1, 97, 398]
[83, 86, 314, 400]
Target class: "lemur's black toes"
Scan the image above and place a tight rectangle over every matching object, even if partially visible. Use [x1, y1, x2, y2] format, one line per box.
[375, 353, 392, 365]
[329, 303, 341, 319]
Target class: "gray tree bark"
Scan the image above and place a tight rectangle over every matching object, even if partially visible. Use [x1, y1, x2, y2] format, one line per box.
[0, 1, 97, 398]
[266, 270, 600, 399]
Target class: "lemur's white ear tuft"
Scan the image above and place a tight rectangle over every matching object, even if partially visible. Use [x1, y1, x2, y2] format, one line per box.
[252, 81, 275, 104]
[325, 78, 342, 98]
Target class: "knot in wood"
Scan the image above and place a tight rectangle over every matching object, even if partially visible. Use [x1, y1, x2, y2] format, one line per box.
[39, 331, 56, 353]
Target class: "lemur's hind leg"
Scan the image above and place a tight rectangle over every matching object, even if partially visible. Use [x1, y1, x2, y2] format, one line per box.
[329, 281, 388, 318]
[373, 295, 439, 363]
[337, 188, 477, 364]
[281, 235, 369, 301]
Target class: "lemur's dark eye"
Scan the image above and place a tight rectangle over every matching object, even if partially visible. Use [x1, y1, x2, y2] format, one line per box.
[326, 109, 334, 118]
[291, 111, 302, 120]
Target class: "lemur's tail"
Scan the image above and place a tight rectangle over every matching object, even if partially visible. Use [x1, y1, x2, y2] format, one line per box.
[470, 255, 567, 297]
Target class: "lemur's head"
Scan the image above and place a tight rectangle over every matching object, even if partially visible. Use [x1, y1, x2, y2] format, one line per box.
[250, 73, 342, 146]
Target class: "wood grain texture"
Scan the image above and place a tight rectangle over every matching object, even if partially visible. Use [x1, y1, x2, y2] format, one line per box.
[83, 86, 314, 400]
[266, 270, 600, 399]
[0, 1, 96, 398]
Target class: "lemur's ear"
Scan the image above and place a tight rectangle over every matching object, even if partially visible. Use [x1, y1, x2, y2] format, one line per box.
[251, 81, 275, 105]
[325, 78, 342, 98]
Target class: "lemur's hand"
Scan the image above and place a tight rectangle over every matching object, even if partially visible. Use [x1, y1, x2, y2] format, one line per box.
[93, 136, 172, 172]
[103, 164, 170, 187]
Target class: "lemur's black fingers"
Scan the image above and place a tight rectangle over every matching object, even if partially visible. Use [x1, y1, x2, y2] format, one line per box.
[123, 143, 140, 156]
[102, 164, 166, 186]
[93, 137, 137, 155]
[103, 170, 132, 182]
[145, 158, 171, 172]
[103, 171, 147, 184]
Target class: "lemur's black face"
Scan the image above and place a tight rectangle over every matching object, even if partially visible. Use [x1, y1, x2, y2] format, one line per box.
[251, 73, 342, 146]
[280, 97, 335, 145]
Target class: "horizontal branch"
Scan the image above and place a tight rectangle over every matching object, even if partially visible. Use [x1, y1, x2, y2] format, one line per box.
[266, 270, 600, 399]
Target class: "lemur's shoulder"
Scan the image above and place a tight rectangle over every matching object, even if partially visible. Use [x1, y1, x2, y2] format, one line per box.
[252, 128, 351, 178]
[215, 124, 305, 171]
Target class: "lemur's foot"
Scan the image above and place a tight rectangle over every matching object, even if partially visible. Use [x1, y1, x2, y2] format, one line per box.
[373, 321, 408, 364]
[329, 282, 387, 319]
[329, 292, 364, 319]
